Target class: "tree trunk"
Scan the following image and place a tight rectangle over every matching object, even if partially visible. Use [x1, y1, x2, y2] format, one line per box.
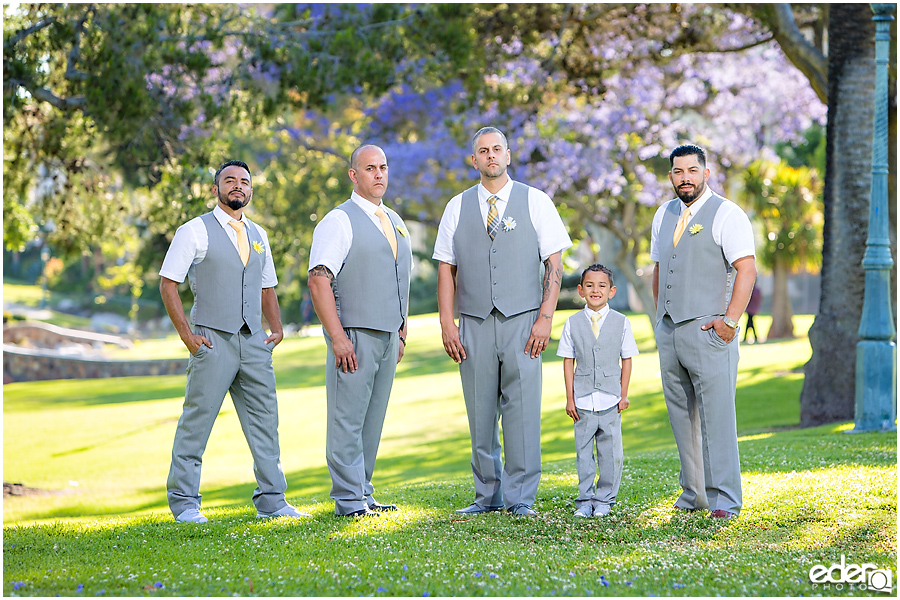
[767, 258, 795, 340]
[800, 4, 876, 426]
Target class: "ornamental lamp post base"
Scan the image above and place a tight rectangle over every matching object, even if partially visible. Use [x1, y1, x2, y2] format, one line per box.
[850, 340, 897, 432]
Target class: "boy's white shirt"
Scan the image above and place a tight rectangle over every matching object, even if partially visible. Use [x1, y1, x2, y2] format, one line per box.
[557, 304, 639, 412]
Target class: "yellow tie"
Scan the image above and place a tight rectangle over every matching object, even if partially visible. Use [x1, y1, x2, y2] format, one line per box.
[672, 207, 691, 248]
[591, 312, 602, 339]
[375, 207, 398, 260]
[228, 220, 250, 266]
[486, 195, 500, 240]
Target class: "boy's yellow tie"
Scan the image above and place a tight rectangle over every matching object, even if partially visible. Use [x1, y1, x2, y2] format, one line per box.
[228, 220, 250, 266]
[591, 312, 602, 339]
[375, 207, 398, 259]
[672, 207, 691, 248]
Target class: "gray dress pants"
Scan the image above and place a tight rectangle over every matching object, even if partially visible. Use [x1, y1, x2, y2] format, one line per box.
[574, 404, 623, 511]
[655, 314, 742, 514]
[459, 309, 542, 509]
[325, 328, 397, 515]
[167, 325, 287, 517]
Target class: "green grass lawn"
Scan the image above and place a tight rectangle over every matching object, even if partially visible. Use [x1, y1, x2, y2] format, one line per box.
[3, 312, 896, 596]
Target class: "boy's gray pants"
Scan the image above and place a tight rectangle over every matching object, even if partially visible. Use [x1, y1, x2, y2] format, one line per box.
[574, 404, 623, 511]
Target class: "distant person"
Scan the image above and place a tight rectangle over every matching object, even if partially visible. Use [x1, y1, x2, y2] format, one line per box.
[159, 159, 309, 523]
[433, 126, 572, 517]
[308, 144, 412, 517]
[743, 284, 762, 343]
[651, 144, 757, 519]
[299, 290, 314, 337]
[557, 264, 638, 518]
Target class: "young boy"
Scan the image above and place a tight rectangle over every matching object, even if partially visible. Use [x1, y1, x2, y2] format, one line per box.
[557, 264, 639, 518]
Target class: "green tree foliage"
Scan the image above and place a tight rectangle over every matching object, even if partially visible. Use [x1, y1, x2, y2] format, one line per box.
[739, 159, 823, 339]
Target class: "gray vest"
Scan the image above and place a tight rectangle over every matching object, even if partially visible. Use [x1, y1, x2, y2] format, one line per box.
[656, 194, 733, 325]
[571, 310, 625, 399]
[332, 200, 411, 332]
[188, 212, 264, 335]
[453, 182, 542, 319]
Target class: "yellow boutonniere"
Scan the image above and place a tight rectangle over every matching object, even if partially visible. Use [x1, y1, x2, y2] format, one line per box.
[396, 225, 407, 237]
[688, 224, 704, 236]
[252, 241, 264, 254]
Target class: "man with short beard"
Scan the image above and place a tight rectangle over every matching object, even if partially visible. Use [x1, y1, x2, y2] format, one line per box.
[160, 160, 308, 523]
[434, 127, 571, 517]
[651, 144, 757, 519]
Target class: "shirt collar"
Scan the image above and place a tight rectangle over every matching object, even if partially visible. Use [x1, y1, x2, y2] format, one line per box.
[213, 204, 245, 227]
[584, 304, 610, 318]
[351, 191, 384, 214]
[478, 178, 514, 203]
[679, 185, 714, 215]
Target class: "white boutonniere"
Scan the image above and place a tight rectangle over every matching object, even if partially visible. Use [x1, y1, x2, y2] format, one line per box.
[252, 241, 264, 254]
[688, 224, 704, 236]
[396, 225, 408, 237]
[501, 217, 517, 232]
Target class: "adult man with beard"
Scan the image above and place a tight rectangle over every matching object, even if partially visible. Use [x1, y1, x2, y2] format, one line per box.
[434, 127, 571, 517]
[651, 144, 757, 519]
[160, 160, 308, 523]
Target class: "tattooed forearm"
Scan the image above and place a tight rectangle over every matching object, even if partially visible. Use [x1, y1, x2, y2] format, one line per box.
[309, 264, 334, 281]
[541, 258, 563, 303]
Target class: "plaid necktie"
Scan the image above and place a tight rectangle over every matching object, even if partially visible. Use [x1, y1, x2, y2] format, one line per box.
[487, 195, 500, 240]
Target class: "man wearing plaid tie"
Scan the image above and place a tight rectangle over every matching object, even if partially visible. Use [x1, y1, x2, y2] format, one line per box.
[308, 145, 412, 517]
[433, 127, 571, 517]
[650, 144, 757, 519]
[160, 160, 306, 523]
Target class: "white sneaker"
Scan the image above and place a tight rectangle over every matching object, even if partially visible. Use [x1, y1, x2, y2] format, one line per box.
[256, 503, 312, 519]
[574, 505, 593, 518]
[593, 504, 611, 517]
[175, 508, 208, 523]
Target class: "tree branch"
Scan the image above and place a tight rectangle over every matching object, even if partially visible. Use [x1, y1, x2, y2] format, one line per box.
[5, 16, 57, 48]
[767, 4, 827, 104]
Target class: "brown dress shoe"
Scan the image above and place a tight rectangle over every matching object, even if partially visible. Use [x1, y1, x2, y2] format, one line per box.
[710, 509, 736, 519]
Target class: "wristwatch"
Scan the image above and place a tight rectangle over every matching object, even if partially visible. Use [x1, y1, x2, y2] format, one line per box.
[722, 316, 739, 329]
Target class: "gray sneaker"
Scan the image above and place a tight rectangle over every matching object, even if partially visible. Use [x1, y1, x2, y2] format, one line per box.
[257, 504, 312, 519]
[574, 505, 592, 518]
[175, 508, 208, 524]
[592, 504, 611, 517]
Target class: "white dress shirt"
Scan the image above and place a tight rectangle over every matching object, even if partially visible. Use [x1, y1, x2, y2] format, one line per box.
[159, 204, 278, 287]
[432, 178, 572, 264]
[649, 186, 755, 265]
[308, 192, 413, 276]
[556, 304, 639, 412]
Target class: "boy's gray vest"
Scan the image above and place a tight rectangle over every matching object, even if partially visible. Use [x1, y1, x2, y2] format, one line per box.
[453, 182, 542, 319]
[571, 310, 626, 399]
[333, 200, 411, 332]
[656, 194, 733, 325]
[188, 212, 264, 335]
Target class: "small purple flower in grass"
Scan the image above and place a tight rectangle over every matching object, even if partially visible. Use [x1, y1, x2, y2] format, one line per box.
[402, 565, 408, 571]
[673, 583, 686, 589]
[377, 586, 388, 593]
[490, 573, 499, 579]
[154, 582, 164, 588]
[12, 582, 25, 590]
[625, 581, 633, 586]
[76, 583, 84, 592]
[474, 572, 482, 577]
[401, 576, 407, 581]
[422, 593, 430, 597]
